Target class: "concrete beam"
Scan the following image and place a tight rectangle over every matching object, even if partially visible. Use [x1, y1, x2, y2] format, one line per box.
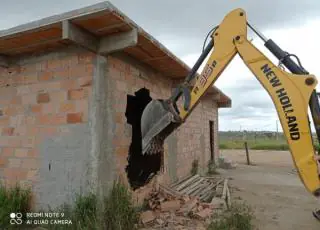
[62, 20, 99, 53]
[98, 29, 138, 54]
[0, 55, 9, 68]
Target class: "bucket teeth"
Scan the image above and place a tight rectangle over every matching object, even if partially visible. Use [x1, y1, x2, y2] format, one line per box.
[144, 135, 165, 155]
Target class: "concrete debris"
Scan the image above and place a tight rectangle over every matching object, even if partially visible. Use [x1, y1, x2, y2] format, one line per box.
[161, 200, 181, 212]
[140, 210, 156, 225]
[139, 174, 233, 229]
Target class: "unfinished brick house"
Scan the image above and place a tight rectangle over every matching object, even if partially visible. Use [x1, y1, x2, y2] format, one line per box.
[0, 2, 231, 208]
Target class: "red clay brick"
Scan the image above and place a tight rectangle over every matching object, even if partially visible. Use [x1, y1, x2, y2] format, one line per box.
[10, 96, 22, 105]
[4, 168, 27, 180]
[0, 157, 7, 167]
[116, 147, 128, 157]
[17, 85, 31, 95]
[37, 93, 50, 103]
[15, 148, 29, 157]
[75, 100, 88, 112]
[85, 65, 94, 75]
[27, 149, 39, 158]
[78, 76, 92, 87]
[45, 81, 61, 92]
[115, 112, 123, 123]
[22, 159, 38, 169]
[67, 113, 83, 124]
[8, 158, 21, 168]
[21, 137, 35, 148]
[7, 137, 21, 147]
[68, 89, 85, 100]
[38, 71, 53, 81]
[46, 59, 62, 70]
[27, 169, 39, 181]
[38, 114, 66, 125]
[2, 127, 14, 136]
[26, 126, 38, 136]
[4, 106, 24, 116]
[54, 69, 69, 79]
[9, 75, 23, 85]
[60, 79, 78, 90]
[2, 148, 14, 157]
[50, 91, 67, 103]
[22, 74, 38, 85]
[78, 54, 94, 64]
[38, 126, 57, 136]
[31, 105, 42, 113]
[60, 102, 76, 113]
[42, 103, 56, 114]
[22, 94, 36, 105]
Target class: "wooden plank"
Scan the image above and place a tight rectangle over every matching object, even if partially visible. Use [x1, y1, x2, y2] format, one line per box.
[198, 180, 223, 199]
[159, 184, 181, 198]
[222, 179, 229, 200]
[226, 185, 231, 208]
[170, 174, 193, 188]
[99, 28, 138, 54]
[180, 178, 204, 195]
[190, 181, 210, 196]
[174, 174, 200, 192]
[62, 20, 99, 52]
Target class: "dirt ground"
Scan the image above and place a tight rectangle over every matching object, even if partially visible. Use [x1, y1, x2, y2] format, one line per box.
[220, 149, 320, 230]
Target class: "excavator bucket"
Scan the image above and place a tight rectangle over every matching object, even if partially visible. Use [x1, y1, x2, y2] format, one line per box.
[141, 99, 181, 155]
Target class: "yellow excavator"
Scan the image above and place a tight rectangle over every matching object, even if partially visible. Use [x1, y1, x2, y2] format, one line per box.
[140, 9, 320, 198]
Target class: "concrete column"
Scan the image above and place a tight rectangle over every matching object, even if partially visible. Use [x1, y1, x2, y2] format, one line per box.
[90, 54, 116, 202]
[167, 134, 178, 183]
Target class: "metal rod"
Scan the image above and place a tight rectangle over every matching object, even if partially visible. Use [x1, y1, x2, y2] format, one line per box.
[247, 22, 268, 43]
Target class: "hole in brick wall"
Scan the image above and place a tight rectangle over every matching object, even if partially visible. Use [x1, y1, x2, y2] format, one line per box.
[125, 88, 162, 190]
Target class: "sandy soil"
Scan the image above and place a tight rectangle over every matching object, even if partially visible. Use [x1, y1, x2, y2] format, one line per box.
[219, 149, 320, 230]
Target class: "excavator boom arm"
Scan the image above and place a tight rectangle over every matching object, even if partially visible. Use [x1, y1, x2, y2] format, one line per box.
[140, 9, 320, 197]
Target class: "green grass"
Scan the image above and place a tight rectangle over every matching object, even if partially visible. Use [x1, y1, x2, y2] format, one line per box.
[0, 183, 32, 229]
[208, 202, 255, 230]
[47, 180, 139, 230]
[219, 139, 289, 151]
[0, 181, 139, 230]
[102, 180, 139, 230]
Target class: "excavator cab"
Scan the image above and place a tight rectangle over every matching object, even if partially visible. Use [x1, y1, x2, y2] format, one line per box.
[140, 9, 320, 197]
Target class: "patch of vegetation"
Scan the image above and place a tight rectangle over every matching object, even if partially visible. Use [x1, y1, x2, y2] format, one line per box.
[219, 139, 289, 151]
[208, 202, 255, 230]
[103, 180, 139, 230]
[47, 181, 139, 230]
[0, 183, 32, 229]
[207, 160, 219, 175]
[191, 159, 199, 175]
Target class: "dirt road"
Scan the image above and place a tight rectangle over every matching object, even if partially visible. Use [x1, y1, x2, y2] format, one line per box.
[220, 149, 320, 230]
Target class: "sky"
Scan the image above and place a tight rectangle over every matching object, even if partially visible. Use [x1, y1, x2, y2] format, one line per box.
[1, 0, 320, 131]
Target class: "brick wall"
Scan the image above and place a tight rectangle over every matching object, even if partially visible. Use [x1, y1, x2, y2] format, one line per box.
[0, 48, 94, 208]
[107, 54, 219, 191]
[0, 48, 220, 208]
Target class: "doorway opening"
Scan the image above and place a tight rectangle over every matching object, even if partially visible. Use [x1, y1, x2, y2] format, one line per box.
[209, 120, 215, 163]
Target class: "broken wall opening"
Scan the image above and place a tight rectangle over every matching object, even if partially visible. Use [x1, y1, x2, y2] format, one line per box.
[125, 88, 162, 190]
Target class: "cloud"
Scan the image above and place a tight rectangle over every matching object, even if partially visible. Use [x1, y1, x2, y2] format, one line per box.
[1, 0, 319, 132]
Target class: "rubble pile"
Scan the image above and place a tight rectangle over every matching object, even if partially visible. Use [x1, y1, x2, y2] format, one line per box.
[139, 174, 232, 230]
